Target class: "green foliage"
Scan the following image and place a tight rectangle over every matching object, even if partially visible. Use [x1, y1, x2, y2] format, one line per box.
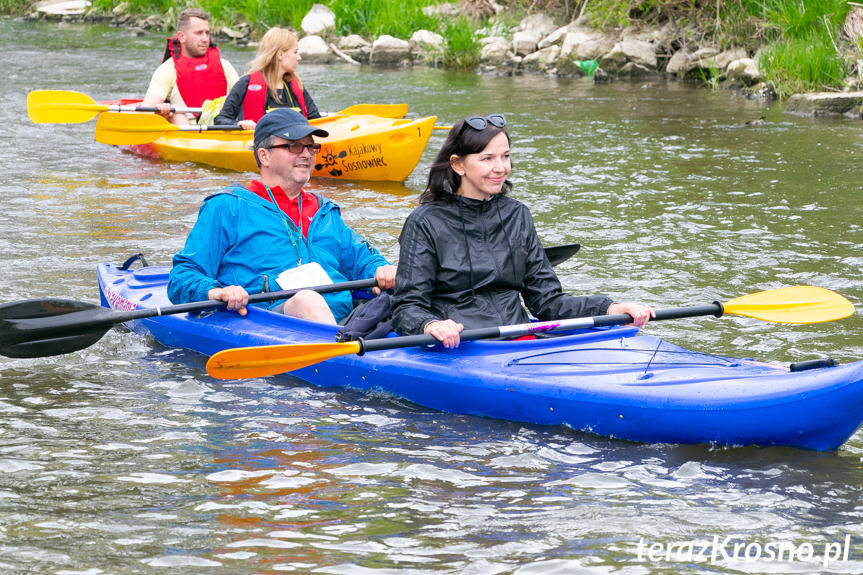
[0, 0, 29, 15]
[585, 0, 632, 28]
[697, 63, 720, 91]
[232, 0, 316, 31]
[758, 29, 845, 97]
[748, 0, 849, 96]
[759, 0, 848, 38]
[101, 0, 174, 13]
[442, 16, 480, 69]
[329, 0, 439, 39]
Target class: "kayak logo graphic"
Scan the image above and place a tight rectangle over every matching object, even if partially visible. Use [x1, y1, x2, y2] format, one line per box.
[315, 140, 387, 177]
[195, 64, 209, 71]
[103, 285, 138, 312]
[248, 84, 264, 91]
[315, 146, 347, 177]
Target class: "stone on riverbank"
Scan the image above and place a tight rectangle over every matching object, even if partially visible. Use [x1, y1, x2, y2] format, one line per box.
[370, 35, 412, 66]
[784, 92, 863, 118]
[725, 58, 760, 86]
[338, 35, 372, 64]
[480, 36, 513, 67]
[410, 30, 445, 66]
[35, 0, 90, 17]
[298, 35, 332, 64]
[301, 4, 335, 37]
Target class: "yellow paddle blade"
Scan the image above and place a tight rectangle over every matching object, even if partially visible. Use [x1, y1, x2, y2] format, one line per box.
[95, 112, 178, 145]
[27, 90, 105, 124]
[338, 103, 408, 118]
[723, 285, 855, 324]
[206, 341, 362, 380]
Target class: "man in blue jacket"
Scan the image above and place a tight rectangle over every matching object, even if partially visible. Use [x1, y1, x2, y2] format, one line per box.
[168, 108, 397, 323]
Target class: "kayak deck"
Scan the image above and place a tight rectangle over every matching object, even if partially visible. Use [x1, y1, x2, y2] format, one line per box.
[123, 114, 437, 181]
[98, 263, 863, 451]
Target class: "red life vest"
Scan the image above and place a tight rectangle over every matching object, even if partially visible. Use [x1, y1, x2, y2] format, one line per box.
[241, 70, 308, 122]
[162, 37, 228, 108]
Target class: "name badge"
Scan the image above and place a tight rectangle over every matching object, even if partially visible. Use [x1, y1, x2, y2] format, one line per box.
[276, 262, 333, 291]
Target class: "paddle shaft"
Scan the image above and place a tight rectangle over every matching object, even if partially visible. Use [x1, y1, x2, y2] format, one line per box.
[108, 104, 201, 114]
[30, 244, 575, 333]
[108, 277, 376, 323]
[4, 279, 377, 351]
[26, 90, 202, 123]
[114, 123, 244, 134]
[0, 242, 583, 358]
[54, 103, 202, 114]
[205, 284, 852, 379]
[357, 303, 724, 354]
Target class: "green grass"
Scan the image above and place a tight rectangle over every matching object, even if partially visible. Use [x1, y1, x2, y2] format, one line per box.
[442, 16, 481, 69]
[329, 0, 439, 39]
[749, 0, 849, 96]
[0, 0, 40, 14]
[759, 30, 846, 97]
[90, 0, 172, 13]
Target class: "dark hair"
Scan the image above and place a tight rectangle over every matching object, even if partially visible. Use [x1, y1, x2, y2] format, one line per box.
[419, 118, 512, 204]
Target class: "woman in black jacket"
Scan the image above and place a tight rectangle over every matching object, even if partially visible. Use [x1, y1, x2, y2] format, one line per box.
[391, 114, 653, 348]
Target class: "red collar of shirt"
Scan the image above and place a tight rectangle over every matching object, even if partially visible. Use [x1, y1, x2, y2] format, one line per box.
[248, 180, 319, 237]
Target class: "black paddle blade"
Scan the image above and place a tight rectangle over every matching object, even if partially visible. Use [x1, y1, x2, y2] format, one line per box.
[545, 243, 580, 266]
[0, 299, 111, 358]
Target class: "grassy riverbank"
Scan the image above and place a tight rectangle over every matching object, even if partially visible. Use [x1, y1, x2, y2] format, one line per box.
[4, 0, 857, 97]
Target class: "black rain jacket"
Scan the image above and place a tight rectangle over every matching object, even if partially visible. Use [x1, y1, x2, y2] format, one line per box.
[391, 193, 614, 335]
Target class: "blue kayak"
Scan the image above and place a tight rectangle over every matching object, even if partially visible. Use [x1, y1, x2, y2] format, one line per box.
[98, 263, 863, 451]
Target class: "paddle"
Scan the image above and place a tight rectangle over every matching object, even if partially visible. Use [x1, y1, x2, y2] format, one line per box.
[0, 244, 579, 359]
[27, 90, 201, 124]
[205, 286, 855, 380]
[328, 103, 408, 118]
[94, 104, 420, 145]
[28, 90, 410, 124]
[94, 112, 247, 145]
[0, 278, 378, 359]
[544, 243, 579, 266]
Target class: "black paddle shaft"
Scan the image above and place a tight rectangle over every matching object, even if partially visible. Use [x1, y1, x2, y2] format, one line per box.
[0, 243, 581, 359]
[356, 302, 725, 354]
[0, 279, 378, 358]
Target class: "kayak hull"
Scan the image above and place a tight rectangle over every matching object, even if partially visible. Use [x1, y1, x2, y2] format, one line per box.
[122, 114, 437, 181]
[98, 263, 863, 451]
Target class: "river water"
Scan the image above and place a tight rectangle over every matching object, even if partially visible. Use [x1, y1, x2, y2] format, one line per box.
[1, 18, 863, 574]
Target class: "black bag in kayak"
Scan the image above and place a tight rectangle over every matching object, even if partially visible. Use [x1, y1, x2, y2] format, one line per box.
[335, 293, 393, 342]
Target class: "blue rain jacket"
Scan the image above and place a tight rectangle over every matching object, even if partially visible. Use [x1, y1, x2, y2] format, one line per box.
[168, 185, 389, 322]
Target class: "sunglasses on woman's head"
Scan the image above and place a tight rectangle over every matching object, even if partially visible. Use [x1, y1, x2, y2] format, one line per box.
[461, 113, 507, 132]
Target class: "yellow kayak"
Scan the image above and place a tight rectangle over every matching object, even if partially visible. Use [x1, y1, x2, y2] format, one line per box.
[121, 114, 437, 181]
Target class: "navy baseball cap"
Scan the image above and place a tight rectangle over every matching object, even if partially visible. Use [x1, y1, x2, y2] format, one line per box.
[253, 108, 329, 148]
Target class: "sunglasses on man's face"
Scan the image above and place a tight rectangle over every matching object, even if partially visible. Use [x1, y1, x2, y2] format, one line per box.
[462, 113, 507, 131]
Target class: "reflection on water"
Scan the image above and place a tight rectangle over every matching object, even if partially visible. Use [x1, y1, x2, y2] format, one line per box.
[1, 18, 862, 575]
